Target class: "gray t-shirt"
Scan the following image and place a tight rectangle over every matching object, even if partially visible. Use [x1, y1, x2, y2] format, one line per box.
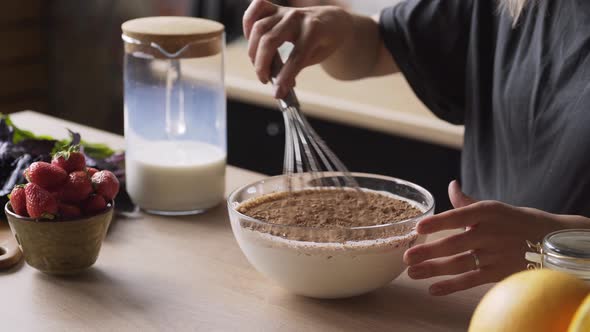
[380, 0, 590, 216]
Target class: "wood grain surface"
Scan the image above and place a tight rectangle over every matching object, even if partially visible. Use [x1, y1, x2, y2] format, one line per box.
[0, 222, 22, 269]
[0, 112, 487, 331]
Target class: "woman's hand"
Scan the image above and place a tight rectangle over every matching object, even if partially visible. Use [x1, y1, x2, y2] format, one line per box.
[404, 180, 577, 296]
[243, 0, 355, 97]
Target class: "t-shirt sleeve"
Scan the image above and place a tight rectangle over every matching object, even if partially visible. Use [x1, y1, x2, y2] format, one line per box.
[379, 0, 475, 124]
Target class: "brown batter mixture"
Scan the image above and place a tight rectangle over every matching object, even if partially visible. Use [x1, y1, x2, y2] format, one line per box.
[237, 189, 422, 242]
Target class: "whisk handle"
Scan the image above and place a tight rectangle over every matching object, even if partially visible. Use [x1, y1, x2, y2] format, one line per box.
[270, 54, 300, 109]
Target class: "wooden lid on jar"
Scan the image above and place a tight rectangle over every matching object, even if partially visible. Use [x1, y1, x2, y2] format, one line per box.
[122, 16, 224, 58]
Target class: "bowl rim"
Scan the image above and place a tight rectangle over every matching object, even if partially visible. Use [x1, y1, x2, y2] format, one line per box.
[5, 201, 115, 223]
[227, 172, 436, 231]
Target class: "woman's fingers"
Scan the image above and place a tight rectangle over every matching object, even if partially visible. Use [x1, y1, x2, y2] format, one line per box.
[417, 208, 476, 234]
[243, 0, 279, 39]
[404, 229, 482, 265]
[254, 10, 304, 84]
[406, 184, 562, 296]
[248, 15, 282, 63]
[245, 4, 353, 94]
[407, 250, 487, 279]
[417, 201, 507, 234]
[273, 21, 316, 96]
[428, 268, 501, 296]
[448, 180, 477, 209]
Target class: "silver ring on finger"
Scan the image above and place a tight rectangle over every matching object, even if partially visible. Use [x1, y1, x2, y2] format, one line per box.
[470, 249, 481, 270]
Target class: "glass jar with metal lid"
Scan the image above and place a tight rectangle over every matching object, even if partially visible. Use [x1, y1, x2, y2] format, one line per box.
[526, 229, 590, 281]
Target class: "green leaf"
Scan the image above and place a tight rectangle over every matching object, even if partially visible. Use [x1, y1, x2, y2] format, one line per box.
[3, 115, 55, 143]
[2, 114, 117, 159]
[80, 140, 115, 159]
[51, 135, 115, 159]
[52, 139, 71, 156]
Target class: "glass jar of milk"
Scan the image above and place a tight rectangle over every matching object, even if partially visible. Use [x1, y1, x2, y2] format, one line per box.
[122, 17, 226, 215]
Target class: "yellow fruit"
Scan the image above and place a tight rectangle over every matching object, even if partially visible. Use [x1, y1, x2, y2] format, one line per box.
[469, 269, 590, 332]
[569, 294, 590, 332]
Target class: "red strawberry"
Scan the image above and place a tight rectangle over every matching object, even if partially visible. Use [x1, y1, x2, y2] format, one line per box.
[86, 167, 99, 177]
[52, 147, 86, 173]
[81, 194, 107, 215]
[50, 188, 63, 201]
[9, 185, 27, 217]
[24, 162, 67, 190]
[91, 170, 120, 201]
[58, 203, 82, 218]
[25, 183, 58, 219]
[61, 171, 93, 203]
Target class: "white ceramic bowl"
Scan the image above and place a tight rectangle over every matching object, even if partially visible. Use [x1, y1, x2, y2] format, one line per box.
[227, 172, 435, 299]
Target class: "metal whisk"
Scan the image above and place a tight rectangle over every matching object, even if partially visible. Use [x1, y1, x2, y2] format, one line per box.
[270, 55, 360, 191]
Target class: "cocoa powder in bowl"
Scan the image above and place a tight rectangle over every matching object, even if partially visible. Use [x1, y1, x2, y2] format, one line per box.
[237, 188, 422, 242]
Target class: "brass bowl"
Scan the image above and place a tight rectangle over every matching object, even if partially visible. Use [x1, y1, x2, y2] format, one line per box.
[4, 202, 113, 275]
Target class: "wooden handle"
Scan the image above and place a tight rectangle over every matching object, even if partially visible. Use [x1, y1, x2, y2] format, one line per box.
[0, 222, 22, 270]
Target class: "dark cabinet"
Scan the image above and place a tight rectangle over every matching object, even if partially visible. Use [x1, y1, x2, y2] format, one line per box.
[0, 1, 48, 114]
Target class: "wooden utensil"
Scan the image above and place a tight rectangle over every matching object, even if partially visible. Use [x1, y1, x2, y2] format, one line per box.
[0, 221, 22, 270]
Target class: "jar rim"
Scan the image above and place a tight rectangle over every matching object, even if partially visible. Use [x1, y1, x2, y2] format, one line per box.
[543, 229, 590, 260]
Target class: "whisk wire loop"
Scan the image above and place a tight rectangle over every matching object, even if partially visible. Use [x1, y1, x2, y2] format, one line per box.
[271, 54, 362, 193]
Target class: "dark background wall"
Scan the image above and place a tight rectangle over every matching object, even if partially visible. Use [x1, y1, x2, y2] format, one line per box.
[0, 1, 50, 115]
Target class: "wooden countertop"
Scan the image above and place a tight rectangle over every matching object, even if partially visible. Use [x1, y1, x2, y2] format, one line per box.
[223, 41, 464, 149]
[0, 112, 485, 331]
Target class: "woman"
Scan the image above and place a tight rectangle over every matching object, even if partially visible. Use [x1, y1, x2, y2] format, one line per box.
[243, 0, 590, 296]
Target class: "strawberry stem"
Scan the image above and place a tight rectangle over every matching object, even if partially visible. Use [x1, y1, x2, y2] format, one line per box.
[53, 145, 80, 160]
[40, 213, 55, 220]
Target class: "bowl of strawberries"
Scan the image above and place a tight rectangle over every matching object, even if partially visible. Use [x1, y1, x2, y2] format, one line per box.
[4, 146, 120, 275]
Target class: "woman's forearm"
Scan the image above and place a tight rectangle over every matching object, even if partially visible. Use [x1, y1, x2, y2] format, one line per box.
[321, 13, 398, 80]
[556, 214, 590, 229]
